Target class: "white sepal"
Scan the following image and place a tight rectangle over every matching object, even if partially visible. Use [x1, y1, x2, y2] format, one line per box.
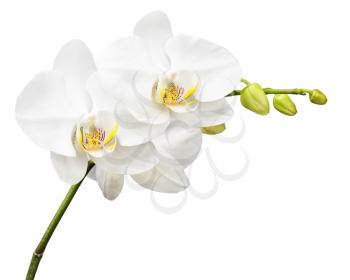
[53, 40, 95, 112]
[50, 151, 88, 184]
[152, 121, 202, 167]
[132, 161, 189, 193]
[92, 143, 159, 175]
[172, 98, 233, 127]
[96, 166, 124, 200]
[133, 10, 173, 70]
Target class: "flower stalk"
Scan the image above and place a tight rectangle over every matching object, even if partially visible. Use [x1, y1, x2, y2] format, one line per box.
[25, 161, 95, 280]
[227, 87, 309, 97]
[226, 79, 327, 115]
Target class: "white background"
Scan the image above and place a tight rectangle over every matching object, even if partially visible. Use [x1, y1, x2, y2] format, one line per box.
[1, 0, 349, 279]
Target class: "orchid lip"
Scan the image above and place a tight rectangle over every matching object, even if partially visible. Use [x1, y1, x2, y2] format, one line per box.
[75, 111, 119, 157]
[152, 70, 199, 107]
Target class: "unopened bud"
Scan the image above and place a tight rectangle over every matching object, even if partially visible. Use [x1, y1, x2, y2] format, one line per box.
[240, 83, 270, 115]
[273, 94, 297, 116]
[201, 123, 226, 135]
[309, 89, 327, 105]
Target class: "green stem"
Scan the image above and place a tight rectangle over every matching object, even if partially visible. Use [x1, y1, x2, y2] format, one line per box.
[240, 78, 251, 86]
[227, 87, 310, 97]
[25, 161, 95, 280]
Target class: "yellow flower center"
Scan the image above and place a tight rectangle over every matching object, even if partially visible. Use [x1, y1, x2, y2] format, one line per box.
[152, 71, 198, 107]
[76, 112, 118, 157]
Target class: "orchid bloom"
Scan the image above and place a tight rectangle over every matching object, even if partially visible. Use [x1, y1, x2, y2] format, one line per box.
[17, 13, 329, 280]
[83, 10, 242, 193]
[94, 11, 241, 136]
[88, 82, 202, 194]
[15, 40, 159, 200]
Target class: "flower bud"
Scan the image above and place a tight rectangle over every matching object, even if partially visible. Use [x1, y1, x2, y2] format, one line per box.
[240, 83, 270, 115]
[201, 123, 226, 135]
[309, 89, 327, 105]
[273, 94, 297, 116]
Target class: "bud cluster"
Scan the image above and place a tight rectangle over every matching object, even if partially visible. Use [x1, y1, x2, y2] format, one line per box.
[238, 82, 327, 116]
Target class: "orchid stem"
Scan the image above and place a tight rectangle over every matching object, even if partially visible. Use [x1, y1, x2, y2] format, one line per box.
[240, 78, 251, 86]
[25, 161, 95, 280]
[227, 88, 310, 97]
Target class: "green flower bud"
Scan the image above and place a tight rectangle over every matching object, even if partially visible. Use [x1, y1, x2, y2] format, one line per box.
[273, 94, 297, 116]
[309, 89, 327, 105]
[240, 83, 270, 115]
[201, 123, 226, 135]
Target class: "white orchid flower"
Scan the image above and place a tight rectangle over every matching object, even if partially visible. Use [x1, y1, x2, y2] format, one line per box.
[93, 10, 241, 136]
[83, 10, 242, 194]
[15, 40, 159, 200]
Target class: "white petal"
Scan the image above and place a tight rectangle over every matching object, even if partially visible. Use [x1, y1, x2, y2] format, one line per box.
[196, 99, 233, 126]
[133, 11, 173, 70]
[172, 98, 233, 127]
[50, 152, 88, 184]
[114, 97, 170, 146]
[97, 35, 161, 102]
[133, 69, 160, 102]
[132, 162, 189, 193]
[92, 143, 159, 175]
[165, 35, 241, 102]
[53, 40, 95, 112]
[118, 122, 169, 147]
[96, 166, 124, 200]
[16, 71, 89, 156]
[115, 95, 169, 125]
[86, 72, 117, 112]
[152, 121, 202, 167]
[98, 36, 156, 71]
